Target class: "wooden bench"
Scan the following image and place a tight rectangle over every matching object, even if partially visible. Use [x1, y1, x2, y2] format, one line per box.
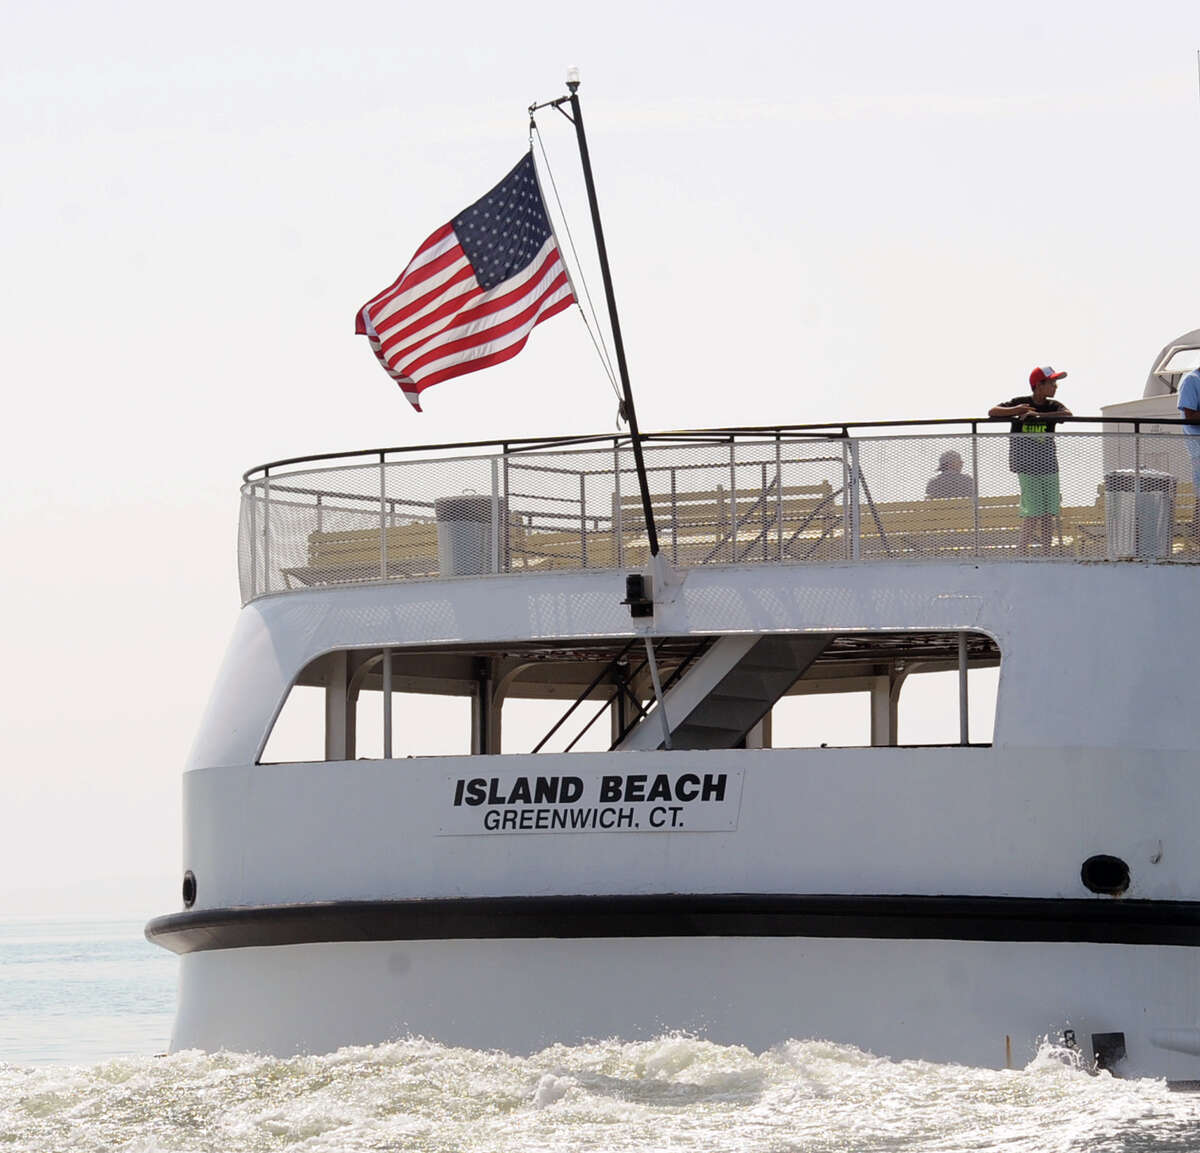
[615, 481, 840, 565]
[505, 481, 840, 571]
[283, 521, 440, 587]
[507, 518, 617, 571]
[282, 481, 1197, 587]
[859, 493, 1117, 558]
[857, 495, 1014, 557]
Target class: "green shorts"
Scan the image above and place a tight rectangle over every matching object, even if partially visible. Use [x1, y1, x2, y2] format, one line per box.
[1018, 473, 1061, 518]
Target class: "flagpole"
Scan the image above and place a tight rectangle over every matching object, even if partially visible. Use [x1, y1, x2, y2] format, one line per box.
[559, 71, 660, 559]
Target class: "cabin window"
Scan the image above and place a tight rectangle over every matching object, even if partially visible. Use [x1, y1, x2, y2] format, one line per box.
[260, 684, 325, 764]
[771, 667, 997, 748]
[258, 631, 999, 763]
[500, 699, 611, 755]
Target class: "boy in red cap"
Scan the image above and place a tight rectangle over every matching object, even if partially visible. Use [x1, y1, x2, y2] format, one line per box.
[989, 367, 1072, 554]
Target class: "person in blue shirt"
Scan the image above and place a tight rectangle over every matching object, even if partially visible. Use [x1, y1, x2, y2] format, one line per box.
[1178, 365, 1200, 543]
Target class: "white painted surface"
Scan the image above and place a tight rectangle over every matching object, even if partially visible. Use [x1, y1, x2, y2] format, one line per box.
[181, 746, 1196, 909]
[186, 560, 1200, 771]
[166, 557, 1200, 1071]
[171, 935, 1200, 1080]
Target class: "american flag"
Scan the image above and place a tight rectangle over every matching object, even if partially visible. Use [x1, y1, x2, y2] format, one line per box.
[355, 152, 575, 411]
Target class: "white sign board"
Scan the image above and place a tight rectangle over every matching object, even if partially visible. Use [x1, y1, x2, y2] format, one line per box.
[439, 768, 744, 836]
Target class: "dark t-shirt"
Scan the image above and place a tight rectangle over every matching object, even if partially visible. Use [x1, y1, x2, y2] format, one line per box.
[1003, 395, 1067, 474]
[926, 471, 976, 498]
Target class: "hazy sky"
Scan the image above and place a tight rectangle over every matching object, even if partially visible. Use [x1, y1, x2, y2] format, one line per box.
[3, 0, 1199, 916]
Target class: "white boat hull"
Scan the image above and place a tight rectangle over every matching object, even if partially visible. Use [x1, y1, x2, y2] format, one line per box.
[171, 934, 1200, 1079]
[150, 560, 1200, 1077]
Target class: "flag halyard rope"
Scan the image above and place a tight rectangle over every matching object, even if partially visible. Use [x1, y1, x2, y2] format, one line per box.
[531, 117, 623, 410]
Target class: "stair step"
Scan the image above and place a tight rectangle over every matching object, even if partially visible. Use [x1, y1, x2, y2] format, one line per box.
[615, 633, 833, 752]
[714, 669, 802, 699]
[678, 696, 764, 731]
[670, 725, 745, 750]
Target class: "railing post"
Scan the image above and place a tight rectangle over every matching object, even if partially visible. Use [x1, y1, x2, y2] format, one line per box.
[1133, 419, 1143, 557]
[491, 457, 501, 574]
[775, 433, 784, 562]
[502, 446, 512, 573]
[315, 493, 324, 534]
[614, 439, 624, 566]
[670, 465, 678, 564]
[841, 441, 851, 559]
[761, 461, 769, 560]
[262, 471, 272, 594]
[729, 440, 739, 561]
[848, 439, 862, 561]
[379, 451, 388, 580]
[248, 484, 259, 599]
[970, 424, 981, 557]
[579, 471, 588, 568]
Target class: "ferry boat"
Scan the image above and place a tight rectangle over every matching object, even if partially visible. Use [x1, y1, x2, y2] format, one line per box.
[147, 345, 1200, 1078]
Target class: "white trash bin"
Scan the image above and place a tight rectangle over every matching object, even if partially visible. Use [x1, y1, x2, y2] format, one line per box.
[435, 495, 505, 575]
[1105, 470, 1176, 559]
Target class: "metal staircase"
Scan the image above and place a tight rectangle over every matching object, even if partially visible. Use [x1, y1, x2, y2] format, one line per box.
[617, 634, 831, 751]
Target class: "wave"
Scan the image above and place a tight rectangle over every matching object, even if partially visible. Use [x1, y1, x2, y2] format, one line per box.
[2, 1035, 1197, 1151]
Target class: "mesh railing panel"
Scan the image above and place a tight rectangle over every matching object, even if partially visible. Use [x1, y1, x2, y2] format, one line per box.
[237, 431, 1199, 601]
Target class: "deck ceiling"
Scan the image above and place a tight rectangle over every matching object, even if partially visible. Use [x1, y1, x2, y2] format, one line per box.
[296, 631, 1001, 698]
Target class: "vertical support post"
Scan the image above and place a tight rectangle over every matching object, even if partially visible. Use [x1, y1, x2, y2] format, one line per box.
[324, 650, 349, 761]
[849, 440, 862, 561]
[345, 684, 358, 761]
[958, 631, 970, 746]
[745, 713, 772, 749]
[379, 452, 388, 579]
[472, 660, 502, 754]
[382, 647, 393, 759]
[471, 662, 492, 755]
[315, 493, 324, 534]
[262, 471, 272, 594]
[610, 663, 629, 746]
[869, 674, 897, 747]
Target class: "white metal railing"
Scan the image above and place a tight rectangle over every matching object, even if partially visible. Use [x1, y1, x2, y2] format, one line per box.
[237, 423, 1199, 602]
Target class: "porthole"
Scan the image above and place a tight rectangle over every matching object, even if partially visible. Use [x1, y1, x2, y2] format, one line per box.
[182, 870, 197, 908]
[1081, 855, 1129, 896]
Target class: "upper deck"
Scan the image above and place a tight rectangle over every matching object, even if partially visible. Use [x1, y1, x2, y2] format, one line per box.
[239, 419, 1197, 603]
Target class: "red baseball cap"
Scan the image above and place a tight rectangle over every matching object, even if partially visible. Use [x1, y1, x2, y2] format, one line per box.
[1030, 365, 1068, 387]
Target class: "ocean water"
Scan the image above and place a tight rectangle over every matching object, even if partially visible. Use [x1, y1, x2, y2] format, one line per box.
[0, 918, 175, 1067]
[3, 919, 1200, 1151]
